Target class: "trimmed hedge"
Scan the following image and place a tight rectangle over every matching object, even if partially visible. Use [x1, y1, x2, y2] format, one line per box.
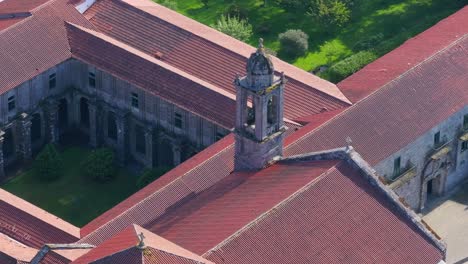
[81, 148, 116, 183]
[324, 50, 377, 83]
[33, 144, 63, 182]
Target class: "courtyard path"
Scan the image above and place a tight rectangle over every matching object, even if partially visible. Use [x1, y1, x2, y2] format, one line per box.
[423, 181, 468, 264]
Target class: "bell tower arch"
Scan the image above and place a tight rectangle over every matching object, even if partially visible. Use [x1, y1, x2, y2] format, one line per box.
[234, 39, 287, 171]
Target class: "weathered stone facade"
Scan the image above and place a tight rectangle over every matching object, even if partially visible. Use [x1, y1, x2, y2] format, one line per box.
[374, 106, 468, 211]
[0, 58, 229, 177]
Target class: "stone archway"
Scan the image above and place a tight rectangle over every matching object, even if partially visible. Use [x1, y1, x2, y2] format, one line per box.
[31, 113, 42, 143]
[58, 98, 68, 131]
[158, 138, 174, 167]
[80, 97, 90, 128]
[3, 128, 14, 160]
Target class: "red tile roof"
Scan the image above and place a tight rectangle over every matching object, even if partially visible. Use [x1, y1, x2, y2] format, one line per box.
[204, 161, 443, 264]
[80, 134, 236, 240]
[285, 34, 468, 166]
[0, 0, 50, 14]
[83, 0, 350, 121]
[338, 6, 468, 103]
[66, 22, 237, 128]
[74, 225, 213, 263]
[147, 160, 339, 255]
[0, 0, 94, 94]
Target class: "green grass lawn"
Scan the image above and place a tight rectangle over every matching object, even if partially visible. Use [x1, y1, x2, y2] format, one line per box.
[159, 0, 466, 80]
[2, 147, 139, 227]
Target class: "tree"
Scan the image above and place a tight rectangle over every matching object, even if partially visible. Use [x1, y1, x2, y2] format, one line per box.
[158, 0, 177, 10]
[200, 0, 209, 7]
[33, 144, 63, 182]
[81, 148, 116, 183]
[307, 0, 351, 29]
[278, 29, 309, 57]
[212, 15, 253, 42]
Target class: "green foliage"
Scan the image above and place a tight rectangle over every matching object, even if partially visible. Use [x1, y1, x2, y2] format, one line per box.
[224, 2, 248, 19]
[278, 29, 309, 57]
[136, 167, 171, 189]
[158, 0, 177, 10]
[275, 0, 309, 10]
[308, 0, 352, 29]
[200, 0, 209, 7]
[212, 15, 253, 42]
[33, 144, 63, 182]
[324, 50, 377, 82]
[353, 33, 384, 51]
[81, 148, 116, 183]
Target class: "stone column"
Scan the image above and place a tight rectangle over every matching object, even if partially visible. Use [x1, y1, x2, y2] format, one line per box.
[116, 113, 127, 163]
[0, 131, 5, 179]
[173, 145, 181, 166]
[88, 102, 97, 148]
[18, 113, 32, 161]
[144, 128, 153, 168]
[45, 100, 58, 143]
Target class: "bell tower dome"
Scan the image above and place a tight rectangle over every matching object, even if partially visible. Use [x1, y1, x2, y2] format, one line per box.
[234, 39, 287, 171]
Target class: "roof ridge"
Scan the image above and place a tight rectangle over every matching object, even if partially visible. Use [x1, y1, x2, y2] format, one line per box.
[203, 160, 339, 256]
[80, 142, 234, 242]
[287, 34, 468, 154]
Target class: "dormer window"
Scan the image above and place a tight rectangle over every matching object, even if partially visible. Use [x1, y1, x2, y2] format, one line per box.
[7, 95, 15, 111]
[393, 156, 401, 176]
[434, 131, 441, 147]
[464, 114, 468, 130]
[49, 73, 56, 89]
[131, 92, 139, 109]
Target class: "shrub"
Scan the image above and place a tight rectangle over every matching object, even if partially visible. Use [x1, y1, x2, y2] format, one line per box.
[81, 148, 116, 183]
[136, 167, 171, 189]
[158, 0, 177, 10]
[325, 50, 377, 82]
[224, 3, 248, 19]
[212, 15, 253, 42]
[278, 29, 309, 57]
[353, 33, 384, 51]
[33, 144, 63, 182]
[308, 0, 351, 29]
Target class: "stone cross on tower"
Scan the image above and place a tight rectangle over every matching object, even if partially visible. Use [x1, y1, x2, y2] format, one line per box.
[234, 39, 287, 171]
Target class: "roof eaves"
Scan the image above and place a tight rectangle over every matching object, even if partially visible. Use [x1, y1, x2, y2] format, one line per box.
[66, 22, 236, 129]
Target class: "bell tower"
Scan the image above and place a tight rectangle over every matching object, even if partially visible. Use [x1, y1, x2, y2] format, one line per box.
[234, 39, 287, 171]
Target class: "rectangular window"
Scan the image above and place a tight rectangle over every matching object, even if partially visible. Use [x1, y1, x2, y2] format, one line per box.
[88, 72, 96, 88]
[7, 95, 15, 112]
[462, 141, 468, 152]
[174, 113, 183, 129]
[434, 131, 440, 147]
[131, 92, 139, 109]
[393, 157, 401, 176]
[464, 114, 468, 130]
[49, 73, 56, 89]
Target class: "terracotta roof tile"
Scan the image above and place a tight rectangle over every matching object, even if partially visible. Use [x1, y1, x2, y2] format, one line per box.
[84, 0, 350, 121]
[66, 22, 236, 128]
[285, 34, 468, 165]
[203, 161, 443, 264]
[0, 0, 95, 94]
[74, 225, 213, 263]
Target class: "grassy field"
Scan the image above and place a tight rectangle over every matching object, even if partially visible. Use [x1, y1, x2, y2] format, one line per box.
[159, 0, 466, 80]
[2, 147, 138, 227]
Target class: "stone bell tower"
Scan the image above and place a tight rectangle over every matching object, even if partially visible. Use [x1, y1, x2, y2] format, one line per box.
[234, 39, 287, 171]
